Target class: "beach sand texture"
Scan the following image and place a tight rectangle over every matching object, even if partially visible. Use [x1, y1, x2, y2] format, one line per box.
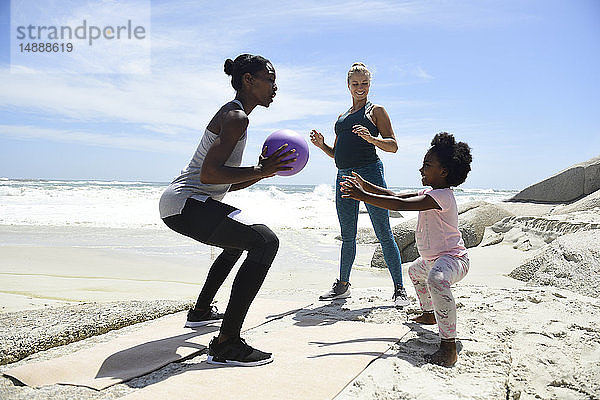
[2, 225, 598, 399]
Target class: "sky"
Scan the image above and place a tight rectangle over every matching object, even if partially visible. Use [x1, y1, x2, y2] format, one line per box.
[0, 0, 599, 190]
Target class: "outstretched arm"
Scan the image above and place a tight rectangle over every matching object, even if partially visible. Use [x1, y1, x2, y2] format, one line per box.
[347, 172, 395, 196]
[340, 173, 440, 211]
[310, 129, 336, 159]
[228, 145, 293, 191]
[201, 111, 296, 184]
[347, 172, 419, 198]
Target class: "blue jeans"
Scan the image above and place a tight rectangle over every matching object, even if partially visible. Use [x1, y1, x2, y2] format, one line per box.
[336, 160, 403, 286]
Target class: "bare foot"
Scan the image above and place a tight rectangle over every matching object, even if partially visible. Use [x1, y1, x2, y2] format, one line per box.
[425, 340, 458, 367]
[411, 311, 436, 325]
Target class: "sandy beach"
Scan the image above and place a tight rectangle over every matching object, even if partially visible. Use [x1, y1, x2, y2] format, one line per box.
[0, 223, 390, 312]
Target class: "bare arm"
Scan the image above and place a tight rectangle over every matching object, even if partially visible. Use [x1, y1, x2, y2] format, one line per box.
[201, 110, 295, 184]
[310, 129, 336, 158]
[395, 191, 421, 199]
[229, 177, 262, 191]
[348, 192, 440, 211]
[340, 173, 440, 211]
[347, 172, 419, 198]
[352, 105, 398, 153]
[229, 146, 296, 191]
[347, 172, 395, 196]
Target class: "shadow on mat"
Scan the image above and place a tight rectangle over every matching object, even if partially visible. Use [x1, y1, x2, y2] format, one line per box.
[119, 308, 404, 388]
[96, 325, 218, 380]
[291, 300, 397, 327]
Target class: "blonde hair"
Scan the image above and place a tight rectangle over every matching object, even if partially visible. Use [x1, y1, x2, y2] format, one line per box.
[347, 62, 371, 83]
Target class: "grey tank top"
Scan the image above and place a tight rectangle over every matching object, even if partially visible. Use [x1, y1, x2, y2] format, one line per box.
[159, 100, 247, 218]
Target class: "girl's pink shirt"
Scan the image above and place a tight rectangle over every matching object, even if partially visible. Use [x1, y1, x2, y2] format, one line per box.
[416, 188, 467, 261]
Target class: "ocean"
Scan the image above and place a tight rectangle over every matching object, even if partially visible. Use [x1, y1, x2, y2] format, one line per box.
[0, 179, 519, 302]
[0, 179, 517, 230]
[0, 179, 517, 271]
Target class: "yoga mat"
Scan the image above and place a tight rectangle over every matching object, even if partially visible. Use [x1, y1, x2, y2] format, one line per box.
[4, 299, 308, 390]
[122, 320, 407, 400]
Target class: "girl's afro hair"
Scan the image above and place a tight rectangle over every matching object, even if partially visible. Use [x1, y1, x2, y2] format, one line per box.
[429, 132, 472, 186]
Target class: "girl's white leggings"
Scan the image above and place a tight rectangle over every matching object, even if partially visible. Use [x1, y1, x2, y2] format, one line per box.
[408, 254, 470, 339]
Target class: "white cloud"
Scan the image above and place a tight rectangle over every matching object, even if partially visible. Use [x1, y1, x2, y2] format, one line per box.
[1, 0, 476, 154]
[0, 69, 227, 128]
[0, 124, 191, 154]
[150, 0, 532, 31]
[0, 62, 347, 139]
[415, 66, 434, 81]
[381, 65, 435, 86]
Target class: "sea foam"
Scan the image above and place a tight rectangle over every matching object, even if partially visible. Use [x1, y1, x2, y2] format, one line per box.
[0, 179, 516, 229]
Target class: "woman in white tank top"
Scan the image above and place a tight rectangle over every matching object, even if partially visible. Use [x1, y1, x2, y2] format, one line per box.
[159, 54, 295, 367]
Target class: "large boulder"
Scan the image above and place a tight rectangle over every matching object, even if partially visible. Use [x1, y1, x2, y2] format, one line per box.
[351, 227, 381, 244]
[458, 203, 514, 248]
[509, 155, 600, 203]
[550, 189, 600, 215]
[371, 201, 512, 267]
[386, 218, 419, 263]
[509, 230, 600, 298]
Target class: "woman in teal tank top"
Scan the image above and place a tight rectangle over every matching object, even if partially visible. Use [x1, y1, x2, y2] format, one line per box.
[310, 62, 409, 307]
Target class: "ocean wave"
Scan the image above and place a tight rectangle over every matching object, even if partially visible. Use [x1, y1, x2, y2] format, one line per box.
[0, 187, 24, 196]
[44, 180, 159, 186]
[0, 179, 515, 229]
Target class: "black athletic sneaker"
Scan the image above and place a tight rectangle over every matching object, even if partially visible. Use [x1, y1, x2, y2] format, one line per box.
[206, 336, 273, 367]
[319, 279, 351, 300]
[184, 306, 224, 328]
[393, 285, 410, 308]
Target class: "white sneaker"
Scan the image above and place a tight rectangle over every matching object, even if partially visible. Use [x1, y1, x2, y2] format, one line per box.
[319, 279, 351, 300]
[393, 285, 410, 308]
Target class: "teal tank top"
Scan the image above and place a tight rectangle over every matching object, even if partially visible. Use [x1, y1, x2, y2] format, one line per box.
[334, 101, 380, 169]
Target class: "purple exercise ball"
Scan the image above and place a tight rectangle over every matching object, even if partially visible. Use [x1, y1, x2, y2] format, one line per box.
[263, 129, 309, 176]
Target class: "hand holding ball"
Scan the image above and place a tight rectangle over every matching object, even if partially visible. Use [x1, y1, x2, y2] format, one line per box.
[262, 129, 309, 176]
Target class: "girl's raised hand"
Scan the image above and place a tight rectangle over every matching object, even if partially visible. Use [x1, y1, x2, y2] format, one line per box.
[348, 171, 366, 186]
[340, 173, 367, 200]
[346, 171, 381, 195]
[258, 144, 296, 177]
[309, 129, 325, 148]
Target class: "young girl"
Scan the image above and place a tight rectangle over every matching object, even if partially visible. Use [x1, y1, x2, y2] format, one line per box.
[340, 132, 472, 367]
[310, 62, 409, 307]
[159, 54, 295, 366]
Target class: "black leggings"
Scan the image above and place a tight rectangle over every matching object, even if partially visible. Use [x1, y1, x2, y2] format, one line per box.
[163, 198, 279, 337]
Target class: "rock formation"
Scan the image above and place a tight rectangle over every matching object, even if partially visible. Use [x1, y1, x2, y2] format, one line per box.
[509, 155, 600, 203]
[509, 230, 600, 298]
